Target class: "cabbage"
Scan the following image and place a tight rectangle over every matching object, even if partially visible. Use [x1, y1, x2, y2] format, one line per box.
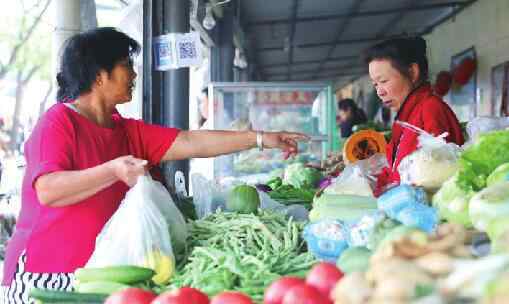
[458, 130, 509, 191]
[487, 163, 509, 187]
[469, 181, 509, 231]
[283, 163, 322, 189]
[432, 173, 475, 228]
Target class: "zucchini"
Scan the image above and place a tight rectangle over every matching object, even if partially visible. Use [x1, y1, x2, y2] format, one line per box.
[75, 265, 155, 284]
[76, 281, 130, 295]
[30, 288, 107, 303]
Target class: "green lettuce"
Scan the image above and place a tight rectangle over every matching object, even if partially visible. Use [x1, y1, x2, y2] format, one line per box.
[457, 130, 509, 192]
[469, 181, 509, 231]
[283, 163, 322, 189]
[487, 163, 509, 187]
[432, 173, 475, 228]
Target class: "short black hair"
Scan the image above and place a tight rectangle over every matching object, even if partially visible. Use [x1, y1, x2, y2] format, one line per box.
[363, 36, 429, 82]
[56, 27, 140, 101]
[337, 98, 357, 112]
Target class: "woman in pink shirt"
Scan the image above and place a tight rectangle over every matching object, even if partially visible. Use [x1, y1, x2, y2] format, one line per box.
[2, 27, 306, 304]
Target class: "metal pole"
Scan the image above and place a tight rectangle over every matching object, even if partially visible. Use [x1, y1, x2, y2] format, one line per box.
[142, 0, 154, 123]
[162, 0, 190, 191]
[210, 5, 234, 82]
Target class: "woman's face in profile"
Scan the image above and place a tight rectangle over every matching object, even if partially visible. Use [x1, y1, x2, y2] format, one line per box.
[369, 59, 414, 112]
[99, 58, 137, 104]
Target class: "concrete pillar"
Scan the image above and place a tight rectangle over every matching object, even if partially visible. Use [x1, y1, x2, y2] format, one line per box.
[53, 0, 80, 89]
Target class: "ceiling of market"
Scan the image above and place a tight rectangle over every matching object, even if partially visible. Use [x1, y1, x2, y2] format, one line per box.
[239, 0, 477, 86]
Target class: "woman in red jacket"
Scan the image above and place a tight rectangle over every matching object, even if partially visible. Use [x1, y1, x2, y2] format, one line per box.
[364, 37, 464, 196]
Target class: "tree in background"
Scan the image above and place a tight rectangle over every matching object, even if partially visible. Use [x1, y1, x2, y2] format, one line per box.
[0, 0, 52, 153]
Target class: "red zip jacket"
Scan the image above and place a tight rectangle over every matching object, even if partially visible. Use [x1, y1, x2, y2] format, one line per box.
[374, 83, 464, 196]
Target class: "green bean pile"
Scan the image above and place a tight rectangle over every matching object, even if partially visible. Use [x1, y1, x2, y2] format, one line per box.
[168, 210, 315, 302]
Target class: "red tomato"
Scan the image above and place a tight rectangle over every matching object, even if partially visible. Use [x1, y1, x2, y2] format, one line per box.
[305, 262, 343, 299]
[264, 276, 306, 304]
[282, 284, 331, 304]
[210, 291, 253, 304]
[105, 288, 157, 304]
[151, 287, 210, 304]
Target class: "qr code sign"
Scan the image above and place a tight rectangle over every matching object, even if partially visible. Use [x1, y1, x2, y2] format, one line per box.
[158, 43, 171, 58]
[178, 41, 197, 60]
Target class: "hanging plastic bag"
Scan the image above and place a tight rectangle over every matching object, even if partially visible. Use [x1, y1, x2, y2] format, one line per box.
[86, 175, 175, 285]
[148, 179, 188, 256]
[191, 173, 229, 219]
[324, 153, 387, 197]
[397, 121, 461, 191]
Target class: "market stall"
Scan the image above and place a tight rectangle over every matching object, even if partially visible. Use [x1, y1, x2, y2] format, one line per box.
[27, 116, 509, 304]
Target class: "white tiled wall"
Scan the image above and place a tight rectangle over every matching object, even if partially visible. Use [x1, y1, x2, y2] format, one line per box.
[425, 0, 509, 117]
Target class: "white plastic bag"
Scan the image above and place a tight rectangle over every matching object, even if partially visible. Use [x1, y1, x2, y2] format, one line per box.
[397, 121, 461, 191]
[149, 179, 188, 255]
[325, 153, 387, 197]
[86, 175, 175, 284]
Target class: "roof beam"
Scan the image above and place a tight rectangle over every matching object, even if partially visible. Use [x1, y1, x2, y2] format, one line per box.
[288, 72, 365, 81]
[308, 0, 367, 79]
[260, 55, 358, 68]
[267, 66, 366, 77]
[256, 33, 412, 52]
[286, 0, 299, 80]
[246, 1, 470, 28]
[311, 0, 414, 79]
[420, 0, 477, 35]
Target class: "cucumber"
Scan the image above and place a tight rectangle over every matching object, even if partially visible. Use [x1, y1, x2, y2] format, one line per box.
[30, 288, 107, 303]
[75, 265, 155, 284]
[76, 281, 130, 295]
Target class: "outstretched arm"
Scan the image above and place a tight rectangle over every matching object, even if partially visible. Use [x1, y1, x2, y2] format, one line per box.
[161, 130, 308, 161]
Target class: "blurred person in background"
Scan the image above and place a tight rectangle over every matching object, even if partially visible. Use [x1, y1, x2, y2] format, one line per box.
[336, 98, 367, 138]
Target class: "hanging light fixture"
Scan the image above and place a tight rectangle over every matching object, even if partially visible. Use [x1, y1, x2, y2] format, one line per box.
[202, 0, 232, 30]
[234, 48, 248, 69]
[202, 3, 216, 30]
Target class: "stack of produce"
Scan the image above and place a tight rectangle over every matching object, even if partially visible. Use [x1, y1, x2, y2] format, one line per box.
[167, 210, 316, 302]
[330, 223, 477, 303]
[432, 130, 509, 238]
